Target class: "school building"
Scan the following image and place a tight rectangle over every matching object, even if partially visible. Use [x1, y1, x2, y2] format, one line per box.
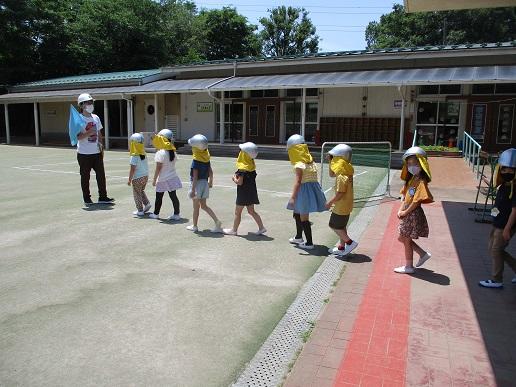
[0, 41, 515, 153]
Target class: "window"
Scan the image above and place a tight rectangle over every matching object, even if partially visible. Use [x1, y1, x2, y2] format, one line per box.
[284, 102, 318, 142]
[418, 84, 461, 95]
[224, 91, 243, 99]
[415, 101, 460, 146]
[215, 103, 244, 141]
[250, 89, 279, 98]
[497, 104, 515, 144]
[470, 104, 487, 142]
[472, 84, 495, 95]
[495, 83, 516, 94]
[265, 105, 276, 137]
[471, 83, 516, 95]
[248, 105, 258, 136]
[286, 88, 318, 97]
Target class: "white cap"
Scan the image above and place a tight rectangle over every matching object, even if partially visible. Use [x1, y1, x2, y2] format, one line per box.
[130, 133, 144, 143]
[328, 144, 352, 161]
[286, 134, 305, 150]
[188, 134, 208, 150]
[239, 142, 258, 159]
[403, 146, 427, 161]
[78, 93, 94, 104]
[158, 129, 174, 141]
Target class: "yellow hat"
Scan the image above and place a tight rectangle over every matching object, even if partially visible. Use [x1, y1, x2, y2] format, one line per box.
[152, 134, 176, 151]
[330, 156, 354, 176]
[192, 147, 211, 163]
[129, 133, 145, 156]
[400, 146, 432, 182]
[287, 144, 313, 165]
[236, 150, 256, 172]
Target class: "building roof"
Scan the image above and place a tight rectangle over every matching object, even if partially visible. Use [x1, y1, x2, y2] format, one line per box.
[13, 69, 162, 91]
[165, 41, 516, 68]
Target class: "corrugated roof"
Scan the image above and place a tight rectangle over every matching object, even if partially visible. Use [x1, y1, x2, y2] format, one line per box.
[168, 41, 516, 68]
[16, 69, 161, 88]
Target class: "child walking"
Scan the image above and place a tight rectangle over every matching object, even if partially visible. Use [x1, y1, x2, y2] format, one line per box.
[325, 144, 358, 256]
[286, 134, 327, 250]
[223, 142, 266, 236]
[127, 133, 151, 216]
[479, 148, 516, 288]
[395, 146, 433, 274]
[150, 129, 182, 220]
[186, 134, 222, 233]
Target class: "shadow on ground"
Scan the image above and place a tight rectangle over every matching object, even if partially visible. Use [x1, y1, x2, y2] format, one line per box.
[442, 201, 516, 386]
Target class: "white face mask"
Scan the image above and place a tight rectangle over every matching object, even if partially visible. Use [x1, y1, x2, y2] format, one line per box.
[84, 104, 94, 114]
[408, 165, 421, 175]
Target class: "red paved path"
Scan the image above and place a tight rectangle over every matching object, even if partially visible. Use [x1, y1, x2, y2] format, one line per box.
[284, 157, 516, 387]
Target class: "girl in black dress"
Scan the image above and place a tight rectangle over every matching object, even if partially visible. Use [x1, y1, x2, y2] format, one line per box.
[223, 142, 266, 236]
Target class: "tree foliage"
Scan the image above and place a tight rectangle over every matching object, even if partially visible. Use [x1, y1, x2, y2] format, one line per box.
[259, 6, 319, 57]
[366, 4, 516, 49]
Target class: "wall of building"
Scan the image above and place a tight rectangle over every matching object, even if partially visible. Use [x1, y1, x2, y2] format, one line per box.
[180, 92, 216, 141]
[134, 94, 166, 133]
[39, 102, 68, 134]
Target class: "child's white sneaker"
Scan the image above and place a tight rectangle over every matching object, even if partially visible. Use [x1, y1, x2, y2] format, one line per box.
[148, 213, 159, 219]
[344, 240, 358, 255]
[479, 279, 503, 288]
[168, 214, 181, 221]
[143, 203, 152, 213]
[223, 228, 237, 235]
[415, 252, 432, 267]
[251, 228, 267, 235]
[132, 210, 145, 217]
[289, 237, 304, 244]
[394, 266, 415, 274]
[211, 221, 223, 233]
[297, 242, 315, 250]
[186, 225, 198, 232]
[330, 246, 346, 256]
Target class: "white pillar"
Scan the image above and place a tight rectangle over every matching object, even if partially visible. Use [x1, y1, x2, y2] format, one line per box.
[154, 94, 159, 134]
[219, 94, 225, 144]
[126, 99, 134, 138]
[4, 104, 10, 144]
[33, 102, 40, 146]
[398, 86, 406, 151]
[103, 100, 110, 150]
[301, 88, 306, 138]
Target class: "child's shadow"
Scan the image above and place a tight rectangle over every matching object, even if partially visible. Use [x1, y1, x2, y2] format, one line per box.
[195, 230, 225, 238]
[240, 233, 274, 242]
[334, 253, 372, 263]
[81, 203, 116, 211]
[159, 218, 189, 225]
[295, 244, 331, 257]
[411, 268, 450, 285]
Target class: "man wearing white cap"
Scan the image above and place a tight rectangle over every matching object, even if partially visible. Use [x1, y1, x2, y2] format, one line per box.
[76, 93, 114, 206]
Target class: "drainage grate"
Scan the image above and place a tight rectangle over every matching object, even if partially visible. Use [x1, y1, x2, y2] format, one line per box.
[232, 173, 393, 387]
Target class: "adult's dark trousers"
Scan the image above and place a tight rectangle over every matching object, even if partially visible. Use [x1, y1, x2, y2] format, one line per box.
[77, 152, 107, 201]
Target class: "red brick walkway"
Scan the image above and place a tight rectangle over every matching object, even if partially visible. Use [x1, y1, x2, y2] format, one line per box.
[284, 158, 516, 387]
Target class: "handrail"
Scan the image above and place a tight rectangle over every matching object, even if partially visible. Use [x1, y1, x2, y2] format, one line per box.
[463, 131, 482, 179]
[412, 128, 417, 147]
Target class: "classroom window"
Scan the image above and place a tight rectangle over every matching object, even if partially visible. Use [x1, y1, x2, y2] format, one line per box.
[284, 101, 318, 142]
[215, 103, 244, 141]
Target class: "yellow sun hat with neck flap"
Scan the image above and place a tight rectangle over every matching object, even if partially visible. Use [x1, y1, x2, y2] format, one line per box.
[328, 143, 354, 176]
[152, 129, 176, 151]
[286, 134, 313, 165]
[188, 134, 210, 163]
[401, 146, 432, 182]
[129, 133, 146, 156]
[236, 142, 258, 172]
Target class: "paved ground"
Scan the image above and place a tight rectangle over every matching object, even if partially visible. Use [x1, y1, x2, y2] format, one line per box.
[0, 145, 387, 387]
[284, 157, 516, 387]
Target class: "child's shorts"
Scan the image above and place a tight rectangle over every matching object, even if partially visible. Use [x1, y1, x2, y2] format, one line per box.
[329, 213, 350, 230]
[190, 179, 209, 199]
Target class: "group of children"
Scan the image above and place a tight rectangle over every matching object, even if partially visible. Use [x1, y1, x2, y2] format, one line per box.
[126, 129, 516, 283]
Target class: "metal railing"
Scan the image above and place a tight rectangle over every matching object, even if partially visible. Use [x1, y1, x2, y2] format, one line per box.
[412, 128, 418, 147]
[463, 131, 482, 179]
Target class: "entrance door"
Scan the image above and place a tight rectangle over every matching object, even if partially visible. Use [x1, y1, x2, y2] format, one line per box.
[247, 102, 280, 144]
[144, 98, 155, 132]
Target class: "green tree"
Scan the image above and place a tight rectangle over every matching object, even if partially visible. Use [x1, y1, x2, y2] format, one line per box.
[366, 4, 516, 48]
[259, 6, 318, 57]
[196, 7, 260, 60]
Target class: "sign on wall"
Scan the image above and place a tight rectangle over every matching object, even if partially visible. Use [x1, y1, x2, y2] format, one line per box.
[197, 102, 213, 112]
[393, 100, 407, 109]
